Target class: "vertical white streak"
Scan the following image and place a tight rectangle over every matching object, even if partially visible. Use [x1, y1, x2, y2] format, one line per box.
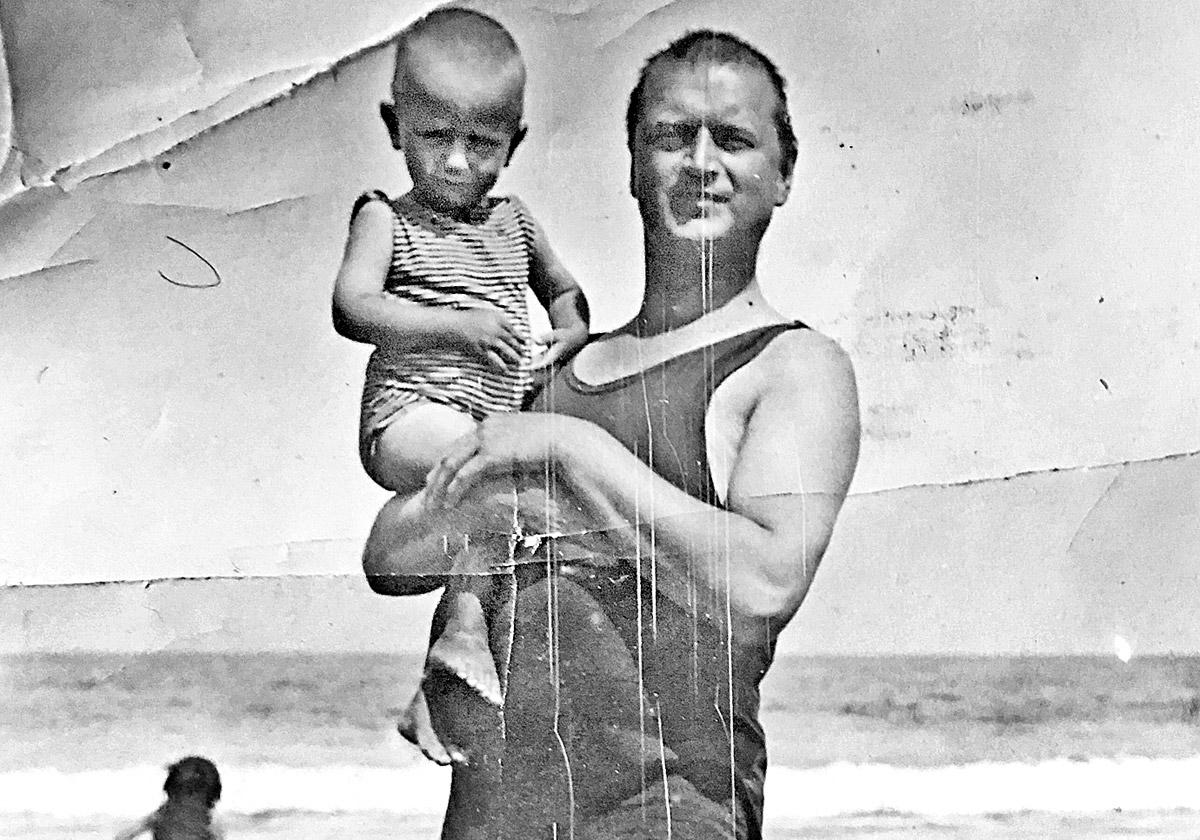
[546, 550, 575, 839]
[634, 338, 658, 640]
[657, 709, 673, 839]
[632, 362, 649, 808]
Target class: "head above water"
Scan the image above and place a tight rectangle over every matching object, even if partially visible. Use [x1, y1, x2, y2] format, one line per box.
[626, 31, 798, 180]
[163, 756, 222, 808]
[382, 7, 528, 213]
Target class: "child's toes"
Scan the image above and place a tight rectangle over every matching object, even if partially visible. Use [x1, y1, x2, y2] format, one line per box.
[397, 691, 453, 766]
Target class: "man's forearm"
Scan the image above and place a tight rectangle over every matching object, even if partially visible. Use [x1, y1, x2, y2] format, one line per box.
[362, 486, 526, 596]
[552, 431, 799, 619]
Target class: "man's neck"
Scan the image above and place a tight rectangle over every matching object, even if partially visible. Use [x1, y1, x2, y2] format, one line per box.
[634, 237, 760, 336]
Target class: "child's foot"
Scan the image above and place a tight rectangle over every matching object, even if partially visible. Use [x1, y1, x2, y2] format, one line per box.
[428, 594, 504, 706]
[397, 689, 454, 766]
[424, 667, 504, 771]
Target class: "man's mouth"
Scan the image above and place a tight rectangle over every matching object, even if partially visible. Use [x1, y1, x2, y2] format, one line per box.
[669, 189, 731, 221]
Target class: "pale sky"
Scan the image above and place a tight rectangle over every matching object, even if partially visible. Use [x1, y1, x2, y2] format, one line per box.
[1, 0, 1197, 655]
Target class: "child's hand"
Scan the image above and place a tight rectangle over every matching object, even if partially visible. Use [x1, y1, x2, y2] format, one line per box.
[531, 324, 588, 370]
[455, 307, 524, 371]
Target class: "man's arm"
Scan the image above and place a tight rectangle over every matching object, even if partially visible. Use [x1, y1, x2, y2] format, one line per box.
[363, 481, 552, 596]
[555, 330, 860, 620]
[419, 329, 860, 622]
[331, 201, 524, 370]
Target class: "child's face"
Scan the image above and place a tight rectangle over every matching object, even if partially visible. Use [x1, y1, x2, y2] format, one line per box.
[387, 53, 525, 214]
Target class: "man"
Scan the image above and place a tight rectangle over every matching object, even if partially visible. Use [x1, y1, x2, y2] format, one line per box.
[364, 30, 860, 839]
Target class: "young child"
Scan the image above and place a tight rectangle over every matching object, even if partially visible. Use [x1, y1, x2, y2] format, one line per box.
[332, 7, 589, 767]
[114, 756, 224, 840]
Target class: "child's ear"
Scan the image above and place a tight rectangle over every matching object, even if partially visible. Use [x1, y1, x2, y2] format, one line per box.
[505, 124, 528, 165]
[380, 102, 403, 150]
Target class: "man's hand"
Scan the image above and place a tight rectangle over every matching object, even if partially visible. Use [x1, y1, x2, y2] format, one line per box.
[423, 413, 591, 510]
[454, 307, 524, 371]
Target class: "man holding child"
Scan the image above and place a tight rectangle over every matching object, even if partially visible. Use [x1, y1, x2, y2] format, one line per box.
[363, 27, 860, 840]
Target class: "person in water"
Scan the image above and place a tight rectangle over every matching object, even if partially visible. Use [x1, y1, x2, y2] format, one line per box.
[114, 756, 224, 840]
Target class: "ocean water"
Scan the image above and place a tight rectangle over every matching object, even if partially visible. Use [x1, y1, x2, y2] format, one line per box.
[4, 653, 1200, 838]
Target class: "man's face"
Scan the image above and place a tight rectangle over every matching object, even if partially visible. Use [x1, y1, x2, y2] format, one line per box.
[631, 59, 791, 246]
[387, 50, 525, 214]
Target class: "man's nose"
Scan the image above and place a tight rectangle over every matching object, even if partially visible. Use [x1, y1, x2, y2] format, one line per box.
[685, 127, 720, 176]
[445, 140, 470, 173]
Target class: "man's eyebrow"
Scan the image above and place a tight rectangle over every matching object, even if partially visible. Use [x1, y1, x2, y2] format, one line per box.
[710, 121, 759, 137]
[647, 115, 758, 134]
[646, 112, 691, 125]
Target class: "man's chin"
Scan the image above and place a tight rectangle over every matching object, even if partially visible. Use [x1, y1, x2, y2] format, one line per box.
[665, 216, 735, 244]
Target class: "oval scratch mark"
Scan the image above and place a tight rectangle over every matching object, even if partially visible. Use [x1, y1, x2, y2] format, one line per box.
[159, 235, 222, 288]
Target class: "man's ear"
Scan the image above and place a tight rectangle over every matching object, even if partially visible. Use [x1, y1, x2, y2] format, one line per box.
[380, 102, 403, 150]
[505, 124, 528, 165]
[773, 165, 793, 207]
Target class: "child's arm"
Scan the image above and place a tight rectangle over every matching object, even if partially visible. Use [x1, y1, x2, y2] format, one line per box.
[523, 213, 589, 370]
[332, 200, 526, 371]
[113, 815, 151, 840]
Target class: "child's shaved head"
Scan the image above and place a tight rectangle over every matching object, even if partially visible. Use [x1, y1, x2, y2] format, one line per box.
[393, 7, 526, 124]
[381, 7, 529, 212]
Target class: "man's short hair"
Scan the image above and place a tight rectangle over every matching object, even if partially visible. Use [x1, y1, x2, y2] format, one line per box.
[626, 31, 798, 178]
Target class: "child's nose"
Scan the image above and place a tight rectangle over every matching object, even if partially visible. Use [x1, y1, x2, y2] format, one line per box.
[445, 141, 470, 173]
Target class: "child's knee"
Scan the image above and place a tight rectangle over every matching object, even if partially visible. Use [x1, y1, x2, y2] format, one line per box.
[364, 427, 430, 493]
[369, 402, 478, 492]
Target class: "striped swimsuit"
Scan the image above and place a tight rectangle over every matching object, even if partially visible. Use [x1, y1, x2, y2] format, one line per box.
[355, 191, 539, 456]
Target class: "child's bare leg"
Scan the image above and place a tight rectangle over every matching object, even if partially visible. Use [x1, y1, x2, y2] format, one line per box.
[428, 578, 503, 704]
[366, 400, 507, 765]
[366, 400, 478, 496]
[424, 574, 505, 771]
[396, 688, 453, 765]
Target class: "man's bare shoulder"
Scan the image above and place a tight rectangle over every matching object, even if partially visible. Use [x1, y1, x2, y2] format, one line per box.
[710, 326, 855, 427]
[747, 326, 855, 391]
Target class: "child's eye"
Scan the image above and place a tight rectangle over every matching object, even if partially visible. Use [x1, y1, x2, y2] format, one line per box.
[467, 136, 504, 156]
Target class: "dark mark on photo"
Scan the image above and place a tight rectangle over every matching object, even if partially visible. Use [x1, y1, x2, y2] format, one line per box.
[957, 89, 1035, 116]
[159, 235, 222, 289]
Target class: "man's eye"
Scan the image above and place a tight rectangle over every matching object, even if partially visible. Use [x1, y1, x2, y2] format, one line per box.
[715, 131, 754, 152]
[647, 127, 687, 151]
